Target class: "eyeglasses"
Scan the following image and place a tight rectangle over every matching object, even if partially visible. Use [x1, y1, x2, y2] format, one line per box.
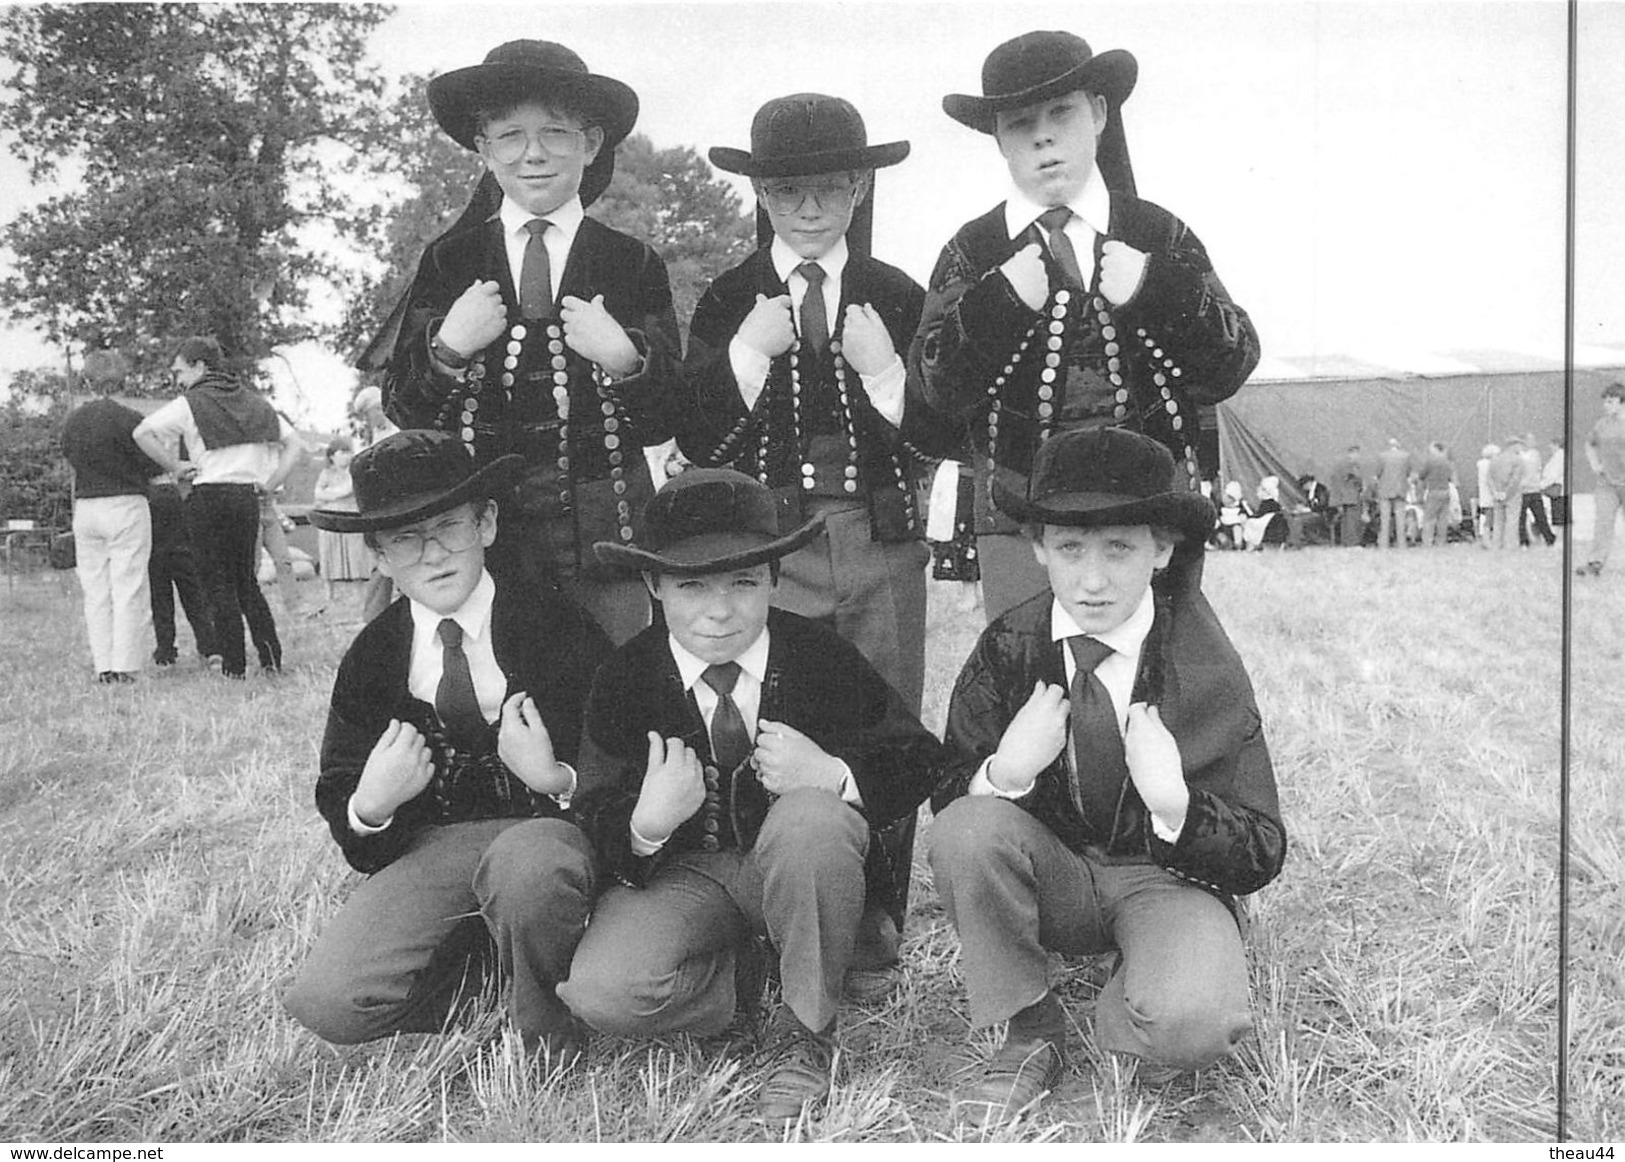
[373, 512, 482, 565]
[758, 179, 860, 215]
[479, 125, 588, 164]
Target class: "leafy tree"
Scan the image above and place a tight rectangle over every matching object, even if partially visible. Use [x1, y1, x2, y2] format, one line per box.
[337, 73, 484, 362]
[342, 122, 756, 359]
[0, 3, 394, 388]
[591, 134, 757, 338]
[0, 383, 72, 528]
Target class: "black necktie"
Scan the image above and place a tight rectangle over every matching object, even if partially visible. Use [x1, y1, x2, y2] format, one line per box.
[796, 261, 829, 357]
[519, 218, 553, 320]
[436, 618, 487, 749]
[702, 661, 752, 773]
[1038, 206, 1085, 290]
[1067, 635, 1129, 831]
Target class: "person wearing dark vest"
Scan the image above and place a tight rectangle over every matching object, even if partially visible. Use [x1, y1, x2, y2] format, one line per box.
[361, 40, 681, 645]
[910, 30, 1261, 621]
[929, 427, 1286, 1127]
[61, 348, 162, 684]
[679, 93, 961, 999]
[557, 469, 943, 1124]
[286, 430, 609, 1066]
[134, 337, 299, 679]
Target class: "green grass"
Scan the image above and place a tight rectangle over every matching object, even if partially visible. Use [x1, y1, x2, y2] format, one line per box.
[0, 540, 1590, 1142]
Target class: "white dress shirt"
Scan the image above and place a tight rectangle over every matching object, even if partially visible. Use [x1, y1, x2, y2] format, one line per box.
[405, 569, 507, 715]
[971, 587, 1183, 842]
[348, 570, 574, 833]
[1003, 161, 1113, 293]
[727, 234, 906, 424]
[498, 194, 583, 304]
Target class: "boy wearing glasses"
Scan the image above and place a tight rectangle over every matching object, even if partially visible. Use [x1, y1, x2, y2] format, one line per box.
[680, 94, 960, 994]
[364, 40, 681, 644]
[286, 430, 610, 1067]
[911, 31, 1261, 620]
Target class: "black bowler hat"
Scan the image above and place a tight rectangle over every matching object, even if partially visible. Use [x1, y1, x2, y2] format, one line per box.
[594, 468, 824, 576]
[945, 30, 1138, 196]
[994, 427, 1213, 542]
[427, 39, 639, 208]
[944, 31, 1137, 133]
[709, 93, 910, 179]
[309, 430, 522, 534]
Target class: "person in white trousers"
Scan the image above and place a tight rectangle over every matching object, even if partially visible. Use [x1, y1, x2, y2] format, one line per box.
[61, 349, 159, 683]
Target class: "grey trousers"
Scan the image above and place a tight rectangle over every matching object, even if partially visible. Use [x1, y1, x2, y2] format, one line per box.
[559, 788, 869, 1036]
[930, 796, 1253, 1072]
[284, 818, 595, 1045]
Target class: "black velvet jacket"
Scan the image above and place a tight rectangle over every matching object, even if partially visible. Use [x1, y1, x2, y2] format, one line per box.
[910, 195, 1260, 534]
[680, 248, 963, 542]
[573, 608, 944, 914]
[935, 547, 1286, 902]
[315, 585, 609, 874]
[382, 214, 682, 567]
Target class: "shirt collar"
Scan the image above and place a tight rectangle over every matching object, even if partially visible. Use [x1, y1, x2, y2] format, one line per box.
[770, 234, 849, 286]
[1004, 163, 1112, 240]
[670, 625, 772, 693]
[409, 569, 496, 646]
[1049, 584, 1155, 659]
[498, 193, 584, 240]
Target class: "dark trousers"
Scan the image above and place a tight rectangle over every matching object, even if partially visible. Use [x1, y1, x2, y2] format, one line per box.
[774, 498, 930, 966]
[187, 484, 280, 676]
[1519, 493, 1555, 546]
[1333, 503, 1362, 546]
[285, 818, 595, 1044]
[147, 484, 216, 660]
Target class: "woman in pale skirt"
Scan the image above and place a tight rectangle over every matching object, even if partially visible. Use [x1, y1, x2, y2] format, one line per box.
[312, 438, 369, 602]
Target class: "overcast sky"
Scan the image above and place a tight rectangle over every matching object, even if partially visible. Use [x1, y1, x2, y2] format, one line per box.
[2, 0, 1621, 423]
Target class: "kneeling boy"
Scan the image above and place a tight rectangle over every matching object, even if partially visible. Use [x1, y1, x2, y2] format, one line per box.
[559, 468, 942, 1123]
[930, 426, 1286, 1125]
[286, 430, 609, 1063]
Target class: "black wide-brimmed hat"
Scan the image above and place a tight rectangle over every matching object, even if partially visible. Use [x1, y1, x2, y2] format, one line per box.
[309, 429, 522, 534]
[709, 93, 910, 179]
[944, 31, 1137, 133]
[945, 30, 1138, 196]
[994, 427, 1213, 542]
[427, 39, 639, 207]
[594, 468, 824, 576]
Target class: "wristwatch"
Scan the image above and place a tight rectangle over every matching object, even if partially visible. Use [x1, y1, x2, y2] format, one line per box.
[430, 332, 470, 371]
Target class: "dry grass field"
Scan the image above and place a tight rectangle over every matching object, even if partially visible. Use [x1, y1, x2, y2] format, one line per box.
[0, 536, 1607, 1143]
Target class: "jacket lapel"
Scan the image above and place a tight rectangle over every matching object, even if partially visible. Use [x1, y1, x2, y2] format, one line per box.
[651, 635, 713, 760]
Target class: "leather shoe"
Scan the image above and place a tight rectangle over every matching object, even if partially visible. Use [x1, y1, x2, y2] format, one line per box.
[756, 1011, 835, 1124]
[954, 1034, 1064, 1129]
[843, 963, 903, 1005]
